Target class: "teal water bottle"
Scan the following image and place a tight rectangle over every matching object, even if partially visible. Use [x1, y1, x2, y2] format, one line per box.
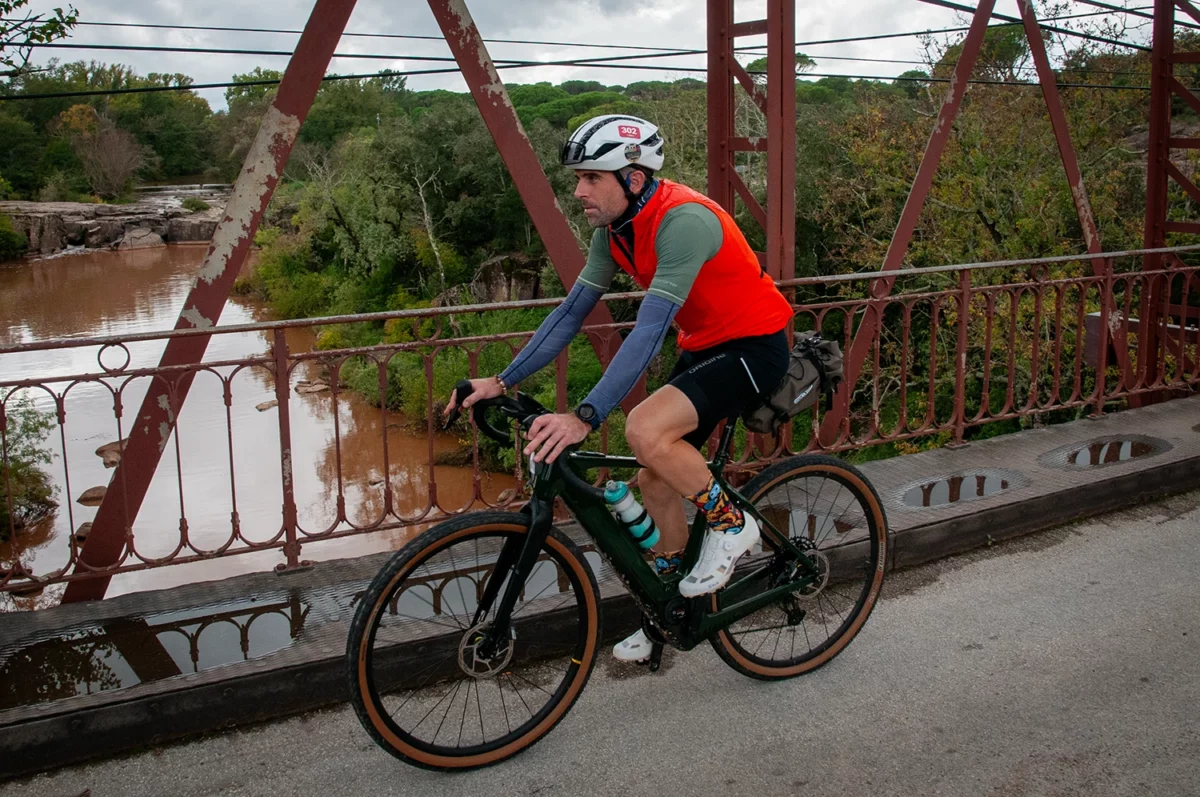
[604, 481, 659, 550]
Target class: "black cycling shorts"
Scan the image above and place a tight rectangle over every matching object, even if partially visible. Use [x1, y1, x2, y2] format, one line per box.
[666, 328, 790, 450]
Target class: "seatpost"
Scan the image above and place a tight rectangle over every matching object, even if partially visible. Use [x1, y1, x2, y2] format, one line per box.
[712, 418, 740, 470]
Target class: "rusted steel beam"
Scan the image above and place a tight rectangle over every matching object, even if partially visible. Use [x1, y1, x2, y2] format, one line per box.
[707, 0, 735, 213]
[1176, 0, 1200, 24]
[1019, 0, 1134, 388]
[1168, 75, 1200, 114]
[705, 0, 792, 283]
[1019, 0, 1102, 259]
[869, 0, 995, 300]
[818, 0, 996, 446]
[62, 0, 360, 603]
[731, 19, 769, 37]
[730, 59, 769, 115]
[1142, 0, 1177, 397]
[766, 0, 797, 284]
[425, 0, 643, 408]
[1166, 160, 1200, 204]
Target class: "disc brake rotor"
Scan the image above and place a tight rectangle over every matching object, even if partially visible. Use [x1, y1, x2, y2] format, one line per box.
[458, 620, 517, 679]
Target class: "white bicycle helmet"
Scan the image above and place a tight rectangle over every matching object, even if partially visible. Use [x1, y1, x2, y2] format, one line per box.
[560, 114, 665, 172]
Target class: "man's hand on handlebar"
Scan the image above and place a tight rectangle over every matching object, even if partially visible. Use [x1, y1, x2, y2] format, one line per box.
[523, 413, 590, 465]
[443, 377, 503, 422]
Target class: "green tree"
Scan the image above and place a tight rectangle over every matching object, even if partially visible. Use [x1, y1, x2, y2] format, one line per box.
[894, 69, 931, 100]
[508, 83, 569, 107]
[0, 0, 76, 78]
[225, 67, 283, 106]
[0, 111, 43, 195]
[745, 52, 816, 76]
[301, 76, 407, 148]
[935, 25, 1031, 81]
[559, 80, 605, 95]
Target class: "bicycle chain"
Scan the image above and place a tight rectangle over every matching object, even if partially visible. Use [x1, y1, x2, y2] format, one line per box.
[588, 545, 685, 649]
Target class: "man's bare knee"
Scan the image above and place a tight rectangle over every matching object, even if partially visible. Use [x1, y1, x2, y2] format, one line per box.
[625, 408, 655, 461]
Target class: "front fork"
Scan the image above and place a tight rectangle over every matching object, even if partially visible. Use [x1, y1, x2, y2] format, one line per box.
[473, 496, 555, 657]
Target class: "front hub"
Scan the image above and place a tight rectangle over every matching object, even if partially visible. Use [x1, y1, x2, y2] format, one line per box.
[458, 620, 516, 678]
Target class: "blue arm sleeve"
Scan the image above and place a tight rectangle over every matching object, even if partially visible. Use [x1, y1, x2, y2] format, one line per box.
[581, 294, 680, 425]
[499, 282, 603, 387]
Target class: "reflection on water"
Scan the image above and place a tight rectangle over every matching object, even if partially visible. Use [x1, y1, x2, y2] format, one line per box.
[0, 246, 515, 604]
[903, 472, 1011, 508]
[1066, 440, 1155, 468]
[0, 594, 307, 709]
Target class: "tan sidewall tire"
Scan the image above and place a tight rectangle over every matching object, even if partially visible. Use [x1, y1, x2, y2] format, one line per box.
[712, 456, 887, 679]
[348, 514, 601, 770]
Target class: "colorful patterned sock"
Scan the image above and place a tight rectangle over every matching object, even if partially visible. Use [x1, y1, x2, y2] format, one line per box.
[653, 549, 684, 574]
[686, 475, 744, 533]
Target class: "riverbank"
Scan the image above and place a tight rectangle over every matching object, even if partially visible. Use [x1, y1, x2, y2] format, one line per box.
[0, 185, 230, 255]
[0, 245, 515, 607]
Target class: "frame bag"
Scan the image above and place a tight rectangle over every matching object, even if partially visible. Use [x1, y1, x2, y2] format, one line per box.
[743, 331, 843, 435]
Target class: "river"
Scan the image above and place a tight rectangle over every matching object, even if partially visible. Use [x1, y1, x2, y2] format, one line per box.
[0, 245, 515, 609]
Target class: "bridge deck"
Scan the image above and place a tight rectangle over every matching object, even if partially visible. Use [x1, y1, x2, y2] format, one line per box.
[3, 395, 1200, 777]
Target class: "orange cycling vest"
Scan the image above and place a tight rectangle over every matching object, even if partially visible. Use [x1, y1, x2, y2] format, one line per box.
[607, 180, 794, 352]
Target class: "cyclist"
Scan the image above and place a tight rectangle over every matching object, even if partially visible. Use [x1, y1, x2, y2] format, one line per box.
[444, 114, 794, 662]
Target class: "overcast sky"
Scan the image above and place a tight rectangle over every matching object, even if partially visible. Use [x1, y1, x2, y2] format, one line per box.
[16, 0, 1148, 111]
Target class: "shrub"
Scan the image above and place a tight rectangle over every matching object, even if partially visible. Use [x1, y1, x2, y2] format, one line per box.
[0, 214, 27, 262]
[0, 397, 57, 540]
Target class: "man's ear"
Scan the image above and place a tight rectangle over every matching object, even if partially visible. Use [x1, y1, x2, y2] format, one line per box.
[626, 168, 646, 193]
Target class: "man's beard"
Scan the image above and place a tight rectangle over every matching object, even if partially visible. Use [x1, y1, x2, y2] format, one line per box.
[586, 205, 622, 228]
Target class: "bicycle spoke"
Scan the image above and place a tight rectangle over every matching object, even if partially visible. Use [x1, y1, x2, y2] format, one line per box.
[509, 574, 565, 619]
[386, 650, 458, 719]
[511, 669, 554, 697]
[445, 544, 474, 626]
[475, 675, 486, 743]
[415, 679, 460, 737]
[506, 672, 536, 719]
[457, 680, 471, 747]
[353, 525, 594, 761]
[496, 677, 512, 735]
[715, 458, 885, 673]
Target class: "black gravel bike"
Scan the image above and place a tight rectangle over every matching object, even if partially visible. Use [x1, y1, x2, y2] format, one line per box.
[346, 381, 887, 770]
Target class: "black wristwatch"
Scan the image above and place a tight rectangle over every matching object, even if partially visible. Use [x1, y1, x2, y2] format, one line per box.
[574, 403, 600, 431]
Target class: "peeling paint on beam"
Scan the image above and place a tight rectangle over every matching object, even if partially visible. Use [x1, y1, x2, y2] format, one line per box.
[179, 308, 214, 330]
[61, 0, 360, 604]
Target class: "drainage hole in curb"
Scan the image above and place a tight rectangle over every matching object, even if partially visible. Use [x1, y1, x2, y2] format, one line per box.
[902, 472, 1013, 509]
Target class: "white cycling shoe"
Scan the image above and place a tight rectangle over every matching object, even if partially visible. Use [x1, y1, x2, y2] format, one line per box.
[613, 628, 654, 663]
[678, 515, 761, 598]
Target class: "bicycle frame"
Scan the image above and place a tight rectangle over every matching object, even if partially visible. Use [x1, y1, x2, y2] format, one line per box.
[478, 419, 824, 654]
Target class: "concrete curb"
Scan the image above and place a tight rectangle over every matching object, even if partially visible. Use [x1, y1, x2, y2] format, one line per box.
[3, 396, 1199, 777]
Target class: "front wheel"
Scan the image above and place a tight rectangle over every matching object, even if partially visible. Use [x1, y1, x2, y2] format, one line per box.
[710, 455, 888, 680]
[346, 512, 602, 770]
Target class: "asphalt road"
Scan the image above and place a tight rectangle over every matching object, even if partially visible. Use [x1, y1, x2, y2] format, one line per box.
[5, 491, 1199, 797]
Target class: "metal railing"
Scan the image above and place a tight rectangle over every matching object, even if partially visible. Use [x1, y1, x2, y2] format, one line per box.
[2, 244, 1199, 597]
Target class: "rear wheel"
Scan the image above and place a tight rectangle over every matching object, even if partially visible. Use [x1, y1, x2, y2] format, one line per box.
[710, 455, 888, 680]
[346, 512, 602, 770]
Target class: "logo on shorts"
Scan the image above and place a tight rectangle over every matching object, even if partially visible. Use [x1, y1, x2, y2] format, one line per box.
[617, 124, 642, 139]
[686, 353, 726, 374]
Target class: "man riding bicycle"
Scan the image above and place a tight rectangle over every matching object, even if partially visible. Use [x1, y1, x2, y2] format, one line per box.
[444, 114, 794, 663]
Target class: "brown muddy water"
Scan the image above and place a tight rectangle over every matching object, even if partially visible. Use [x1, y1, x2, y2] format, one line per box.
[0, 245, 515, 609]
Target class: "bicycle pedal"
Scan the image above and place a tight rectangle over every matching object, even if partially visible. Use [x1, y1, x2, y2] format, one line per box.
[648, 642, 664, 673]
